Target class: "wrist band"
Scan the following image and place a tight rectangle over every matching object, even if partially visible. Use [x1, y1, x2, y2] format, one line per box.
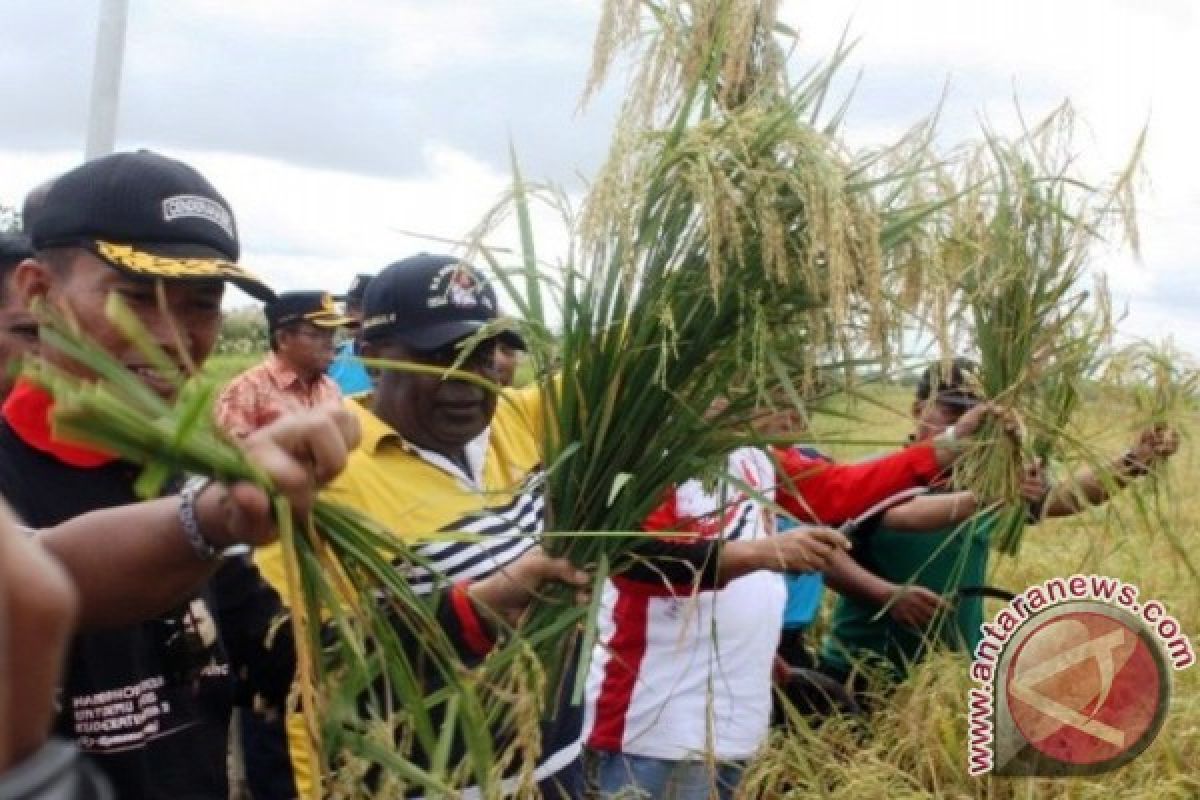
[1120, 450, 1151, 479]
[179, 477, 219, 561]
[934, 424, 966, 456]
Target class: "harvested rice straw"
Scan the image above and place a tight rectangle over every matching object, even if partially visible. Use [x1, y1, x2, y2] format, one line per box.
[463, 0, 930, 703]
[931, 103, 1142, 555]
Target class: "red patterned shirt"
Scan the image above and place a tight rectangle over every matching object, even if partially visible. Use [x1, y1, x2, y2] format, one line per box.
[215, 352, 343, 438]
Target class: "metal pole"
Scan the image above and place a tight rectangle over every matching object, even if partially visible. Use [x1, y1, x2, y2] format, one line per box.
[84, 0, 130, 160]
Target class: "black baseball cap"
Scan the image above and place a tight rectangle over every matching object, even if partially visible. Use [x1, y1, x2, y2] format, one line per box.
[266, 291, 352, 334]
[916, 357, 982, 408]
[20, 178, 54, 235]
[30, 150, 274, 301]
[361, 254, 524, 351]
[0, 232, 33, 271]
[336, 273, 373, 308]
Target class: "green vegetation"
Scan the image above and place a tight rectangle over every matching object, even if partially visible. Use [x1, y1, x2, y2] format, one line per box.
[204, 353, 259, 385]
[750, 385, 1199, 799]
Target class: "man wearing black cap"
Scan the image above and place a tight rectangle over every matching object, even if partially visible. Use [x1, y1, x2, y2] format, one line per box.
[327, 273, 374, 396]
[0, 150, 318, 800]
[819, 357, 1179, 693]
[265, 254, 568, 798]
[216, 290, 349, 440]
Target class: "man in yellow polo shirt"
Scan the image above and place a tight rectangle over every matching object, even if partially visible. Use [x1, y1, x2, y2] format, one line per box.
[325, 255, 577, 798]
[256, 254, 572, 798]
[258, 254, 860, 798]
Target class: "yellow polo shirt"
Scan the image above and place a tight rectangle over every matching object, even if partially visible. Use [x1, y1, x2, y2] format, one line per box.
[324, 386, 545, 555]
[253, 386, 548, 798]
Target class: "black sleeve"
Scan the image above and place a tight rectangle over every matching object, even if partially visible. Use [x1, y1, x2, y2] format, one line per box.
[209, 553, 296, 710]
[618, 537, 725, 590]
[381, 581, 497, 669]
[847, 511, 886, 572]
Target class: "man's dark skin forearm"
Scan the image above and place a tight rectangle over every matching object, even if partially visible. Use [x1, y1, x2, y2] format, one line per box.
[821, 548, 895, 607]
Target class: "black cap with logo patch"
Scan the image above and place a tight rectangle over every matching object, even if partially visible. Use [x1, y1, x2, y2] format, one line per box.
[361, 254, 523, 351]
[29, 150, 274, 301]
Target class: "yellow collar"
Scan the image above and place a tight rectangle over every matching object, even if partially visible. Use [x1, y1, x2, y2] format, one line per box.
[349, 396, 402, 455]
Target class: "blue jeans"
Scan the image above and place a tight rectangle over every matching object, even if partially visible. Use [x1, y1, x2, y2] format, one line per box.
[587, 749, 744, 800]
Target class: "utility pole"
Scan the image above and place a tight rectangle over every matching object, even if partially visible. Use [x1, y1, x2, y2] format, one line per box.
[84, 0, 129, 159]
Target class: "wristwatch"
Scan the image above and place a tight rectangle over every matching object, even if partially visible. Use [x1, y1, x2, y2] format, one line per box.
[179, 476, 224, 561]
[1119, 450, 1151, 479]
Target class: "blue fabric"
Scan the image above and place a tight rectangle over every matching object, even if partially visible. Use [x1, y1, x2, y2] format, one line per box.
[778, 512, 826, 630]
[588, 750, 744, 800]
[538, 755, 584, 799]
[327, 339, 373, 396]
[781, 572, 825, 629]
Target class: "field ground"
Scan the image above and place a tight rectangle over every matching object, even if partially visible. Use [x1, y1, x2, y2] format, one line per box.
[745, 385, 1199, 798]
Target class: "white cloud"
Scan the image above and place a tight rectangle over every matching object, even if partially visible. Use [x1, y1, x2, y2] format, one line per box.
[0, 142, 568, 309]
[784, 0, 1200, 353]
[1, 1, 1195, 353]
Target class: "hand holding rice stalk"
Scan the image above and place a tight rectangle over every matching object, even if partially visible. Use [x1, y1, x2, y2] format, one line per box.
[28, 295, 558, 797]
[934, 104, 1142, 554]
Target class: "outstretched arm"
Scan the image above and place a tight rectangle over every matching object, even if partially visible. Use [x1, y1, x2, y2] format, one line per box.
[775, 402, 1014, 524]
[1040, 427, 1179, 518]
[822, 548, 947, 628]
[879, 491, 980, 530]
[774, 444, 942, 524]
[35, 408, 360, 629]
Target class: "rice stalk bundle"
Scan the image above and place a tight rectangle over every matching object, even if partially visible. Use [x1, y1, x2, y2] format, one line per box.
[931, 104, 1141, 555]
[1102, 338, 1200, 424]
[846, 108, 963, 373]
[29, 296, 552, 798]
[461, 0, 944, 699]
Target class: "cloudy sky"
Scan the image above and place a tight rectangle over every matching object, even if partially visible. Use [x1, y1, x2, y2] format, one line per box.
[1, 0, 1197, 353]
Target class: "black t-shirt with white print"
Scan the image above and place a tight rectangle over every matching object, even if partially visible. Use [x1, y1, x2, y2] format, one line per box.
[0, 421, 295, 800]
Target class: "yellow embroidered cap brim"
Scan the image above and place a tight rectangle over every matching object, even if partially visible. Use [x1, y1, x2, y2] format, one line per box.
[93, 240, 275, 302]
[303, 292, 353, 327]
[304, 311, 354, 328]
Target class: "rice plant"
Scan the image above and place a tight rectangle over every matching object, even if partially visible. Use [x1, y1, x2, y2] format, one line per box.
[24, 4, 1188, 797]
[922, 104, 1143, 554]
[459, 4, 950, 709]
[750, 384, 1199, 799]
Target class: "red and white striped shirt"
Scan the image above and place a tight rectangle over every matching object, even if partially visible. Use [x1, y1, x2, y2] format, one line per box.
[583, 443, 941, 760]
